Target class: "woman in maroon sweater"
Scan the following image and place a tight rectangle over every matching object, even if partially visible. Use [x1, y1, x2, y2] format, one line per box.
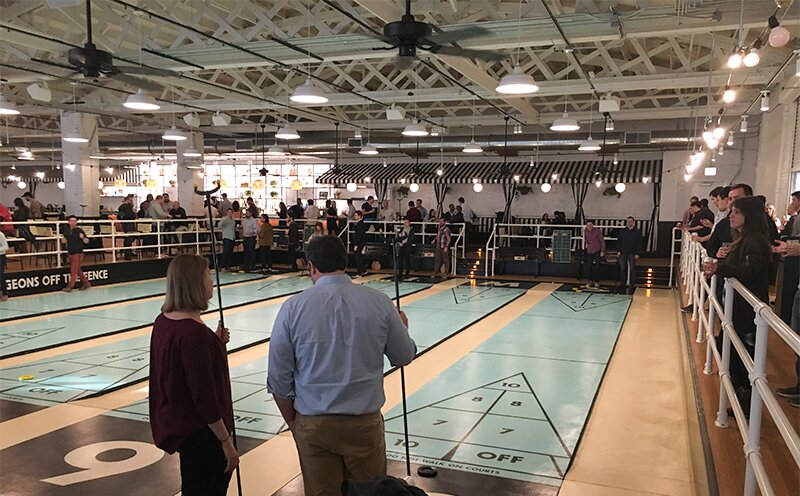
[149, 254, 238, 495]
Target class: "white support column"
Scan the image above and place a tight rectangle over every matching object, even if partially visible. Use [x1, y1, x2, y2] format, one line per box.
[61, 111, 99, 217]
[176, 132, 205, 216]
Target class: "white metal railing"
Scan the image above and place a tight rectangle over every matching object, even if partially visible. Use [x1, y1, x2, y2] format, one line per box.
[2, 217, 313, 269]
[483, 222, 625, 277]
[680, 231, 800, 496]
[339, 220, 466, 275]
[668, 226, 682, 287]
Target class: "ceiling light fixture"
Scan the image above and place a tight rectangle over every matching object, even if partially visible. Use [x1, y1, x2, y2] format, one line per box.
[760, 91, 770, 112]
[727, 131, 735, 147]
[740, 115, 748, 132]
[409, 182, 420, 192]
[212, 112, 231, 126]
[26, 82, 51, 102]
[266, 145, 285, 156]
[275, 126, 300, 140]
[183, 113, 200, 127]
[473, 182, 483, 192]
[615, 183, 626, 193]
[17, 180, 26, 189]
[768, 14, 791, 47]
[63, 130, 88, 143]
[162, 125, 187, 141]
[722, 87, 736, 104]
[346, 182, 357, 192]
[744, 40, 762, 67]
[290, 78, 328, 105]
[727, 49, 743, 69]
[496, 65, 539, 95]
[183, 146, 202, 157]
[123, 88, 160, 111]
[463, 140, 483, 153]
[402, 119, 428, 137]
[579, 137, 601, 151]
[0, 94, 20, 115]
[359, 143, 378, 155]
[540, 183, 551, 193]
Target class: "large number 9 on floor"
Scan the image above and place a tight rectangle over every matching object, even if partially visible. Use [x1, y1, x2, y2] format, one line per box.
[41, 441, 164, 486]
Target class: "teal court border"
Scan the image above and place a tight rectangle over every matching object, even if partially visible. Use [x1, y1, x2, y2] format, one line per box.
[0, 271, 265, 323]
[0, 278, 437, 406]
[382, 288, 633, 487]
[0, 274, 317, 359]
[105, 283, 532, 440]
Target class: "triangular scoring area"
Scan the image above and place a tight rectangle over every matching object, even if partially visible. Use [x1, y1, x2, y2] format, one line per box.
[384, 373, 571, 481]
[551, 292, 629, 312]
[6, 327, 66, 340]
[450, 287, 516, 304]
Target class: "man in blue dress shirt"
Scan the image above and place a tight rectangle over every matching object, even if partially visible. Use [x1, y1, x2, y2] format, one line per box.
[267, 236, 416, 496]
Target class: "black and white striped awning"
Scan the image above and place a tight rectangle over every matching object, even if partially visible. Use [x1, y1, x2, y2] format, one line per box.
[316, 159, 662, 185]
[100, 168, 141, 184]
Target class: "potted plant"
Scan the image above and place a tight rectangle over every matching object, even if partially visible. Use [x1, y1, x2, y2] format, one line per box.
[515, 185, 533, 197]
[270, 191, 278, 198]
[396, 186, 410, 199]
[602, 186, 622, 198]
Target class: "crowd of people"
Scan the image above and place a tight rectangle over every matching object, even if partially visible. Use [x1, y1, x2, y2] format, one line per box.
[680, 184, 800, 411]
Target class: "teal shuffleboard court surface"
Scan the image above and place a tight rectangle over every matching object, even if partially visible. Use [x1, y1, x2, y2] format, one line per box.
[106, 282, 530, 440]
[0, 278, 431, 408]
[0, 274, 314, 359]
[0, 271, 263, 323]
[382, 288, 632, 488]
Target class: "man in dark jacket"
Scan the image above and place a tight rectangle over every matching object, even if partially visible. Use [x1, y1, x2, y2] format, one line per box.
[352, 210, 368, 276]
[617, 216, 641, 288]
[396, 217, 416, 280]
[118, 194, 137, 260]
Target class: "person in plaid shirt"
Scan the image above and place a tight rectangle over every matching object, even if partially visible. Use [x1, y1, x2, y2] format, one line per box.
[433, 217, 451, 277]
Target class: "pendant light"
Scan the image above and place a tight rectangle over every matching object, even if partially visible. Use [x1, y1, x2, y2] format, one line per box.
[760, 91, 770, 112]
[290, 5, 329, 105]
[124, 20, 159, 111]
[360, 104, 379, 154]
[402, 118, 428, 137]
[496, 0, 539, 95]
[183, 146, 202, 157]
[578, 95, 601, 151]
[64, 85, 88, 143]
[162, 88, 186, 141]
[291, 79, 328, 104]
[550, 97, 579, 131]
[463, 105, 483, 153]
[0, 94, 20, 115]
[276, 125, 300, 140]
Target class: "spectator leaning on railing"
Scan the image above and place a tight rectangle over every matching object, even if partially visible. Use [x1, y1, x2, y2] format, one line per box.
[703, 195, 772, 415]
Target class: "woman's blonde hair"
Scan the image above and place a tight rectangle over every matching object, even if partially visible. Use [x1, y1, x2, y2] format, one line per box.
[162, 254, 210, 313]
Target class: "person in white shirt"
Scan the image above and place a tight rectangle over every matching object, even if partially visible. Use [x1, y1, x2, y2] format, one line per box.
[305, 199, 320, 220]
[458, 197, 473, 223]
[379, 200, 396, 222]
[345, 199, 356, 220]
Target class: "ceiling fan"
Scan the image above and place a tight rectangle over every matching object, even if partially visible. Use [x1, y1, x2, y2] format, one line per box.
[61, 0, 177, 90]
[372, 0, 506, 68]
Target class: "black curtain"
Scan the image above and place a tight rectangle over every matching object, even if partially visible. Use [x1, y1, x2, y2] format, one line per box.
[571, 182, 589, 224]
[502, 180, 517, 223]
[375, 181, 388, 205]
[647, 179, 661, 252]
[434, 181, 447, 217]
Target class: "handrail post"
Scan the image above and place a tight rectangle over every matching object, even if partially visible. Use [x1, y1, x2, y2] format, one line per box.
[704, 274, 718, 375]
[56, 221, 62, 268]
[156, 220, 162, 258]
[696, 264, 706, 342]
[110, 220, 117, 263]
[691, 244, 701, 322]
[195, 219, 200, 255]
[744, 312, 769, 496]
[716, 278, 734, 428]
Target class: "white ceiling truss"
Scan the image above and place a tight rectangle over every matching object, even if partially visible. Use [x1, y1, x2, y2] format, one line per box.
[0, 0, 796, 154]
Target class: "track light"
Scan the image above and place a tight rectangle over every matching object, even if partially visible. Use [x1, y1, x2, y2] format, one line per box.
[760, 91, 770, 112]
[123, 88, 160, 111]
[713, 127, 725, 140]
[605, 119, 614, 132]
[513, 123, 522, 134]
[613, 153, 619, 165]
[727, 131, 734, 147]
[740, 116, 748, 133]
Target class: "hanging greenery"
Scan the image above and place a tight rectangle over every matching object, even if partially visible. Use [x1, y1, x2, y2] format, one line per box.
[515, 185, 533, 196]
[602, 186, 622, 198]
[396, 185, 410, 198]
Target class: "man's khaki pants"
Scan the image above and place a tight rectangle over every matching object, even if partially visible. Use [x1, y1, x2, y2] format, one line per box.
[293, 411, 386, 496]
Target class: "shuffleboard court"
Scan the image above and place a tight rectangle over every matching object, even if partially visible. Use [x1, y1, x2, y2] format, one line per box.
[0, 271, 263, 322]
[382, 288, 632, 488]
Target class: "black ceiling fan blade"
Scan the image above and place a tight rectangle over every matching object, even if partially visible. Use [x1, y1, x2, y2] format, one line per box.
[110, 73, 162, 92]
[426, 45, 506, 62]
[427, 25, 489, 45]
[31, 57, 80, 72]
[115, 66, 180, 78]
